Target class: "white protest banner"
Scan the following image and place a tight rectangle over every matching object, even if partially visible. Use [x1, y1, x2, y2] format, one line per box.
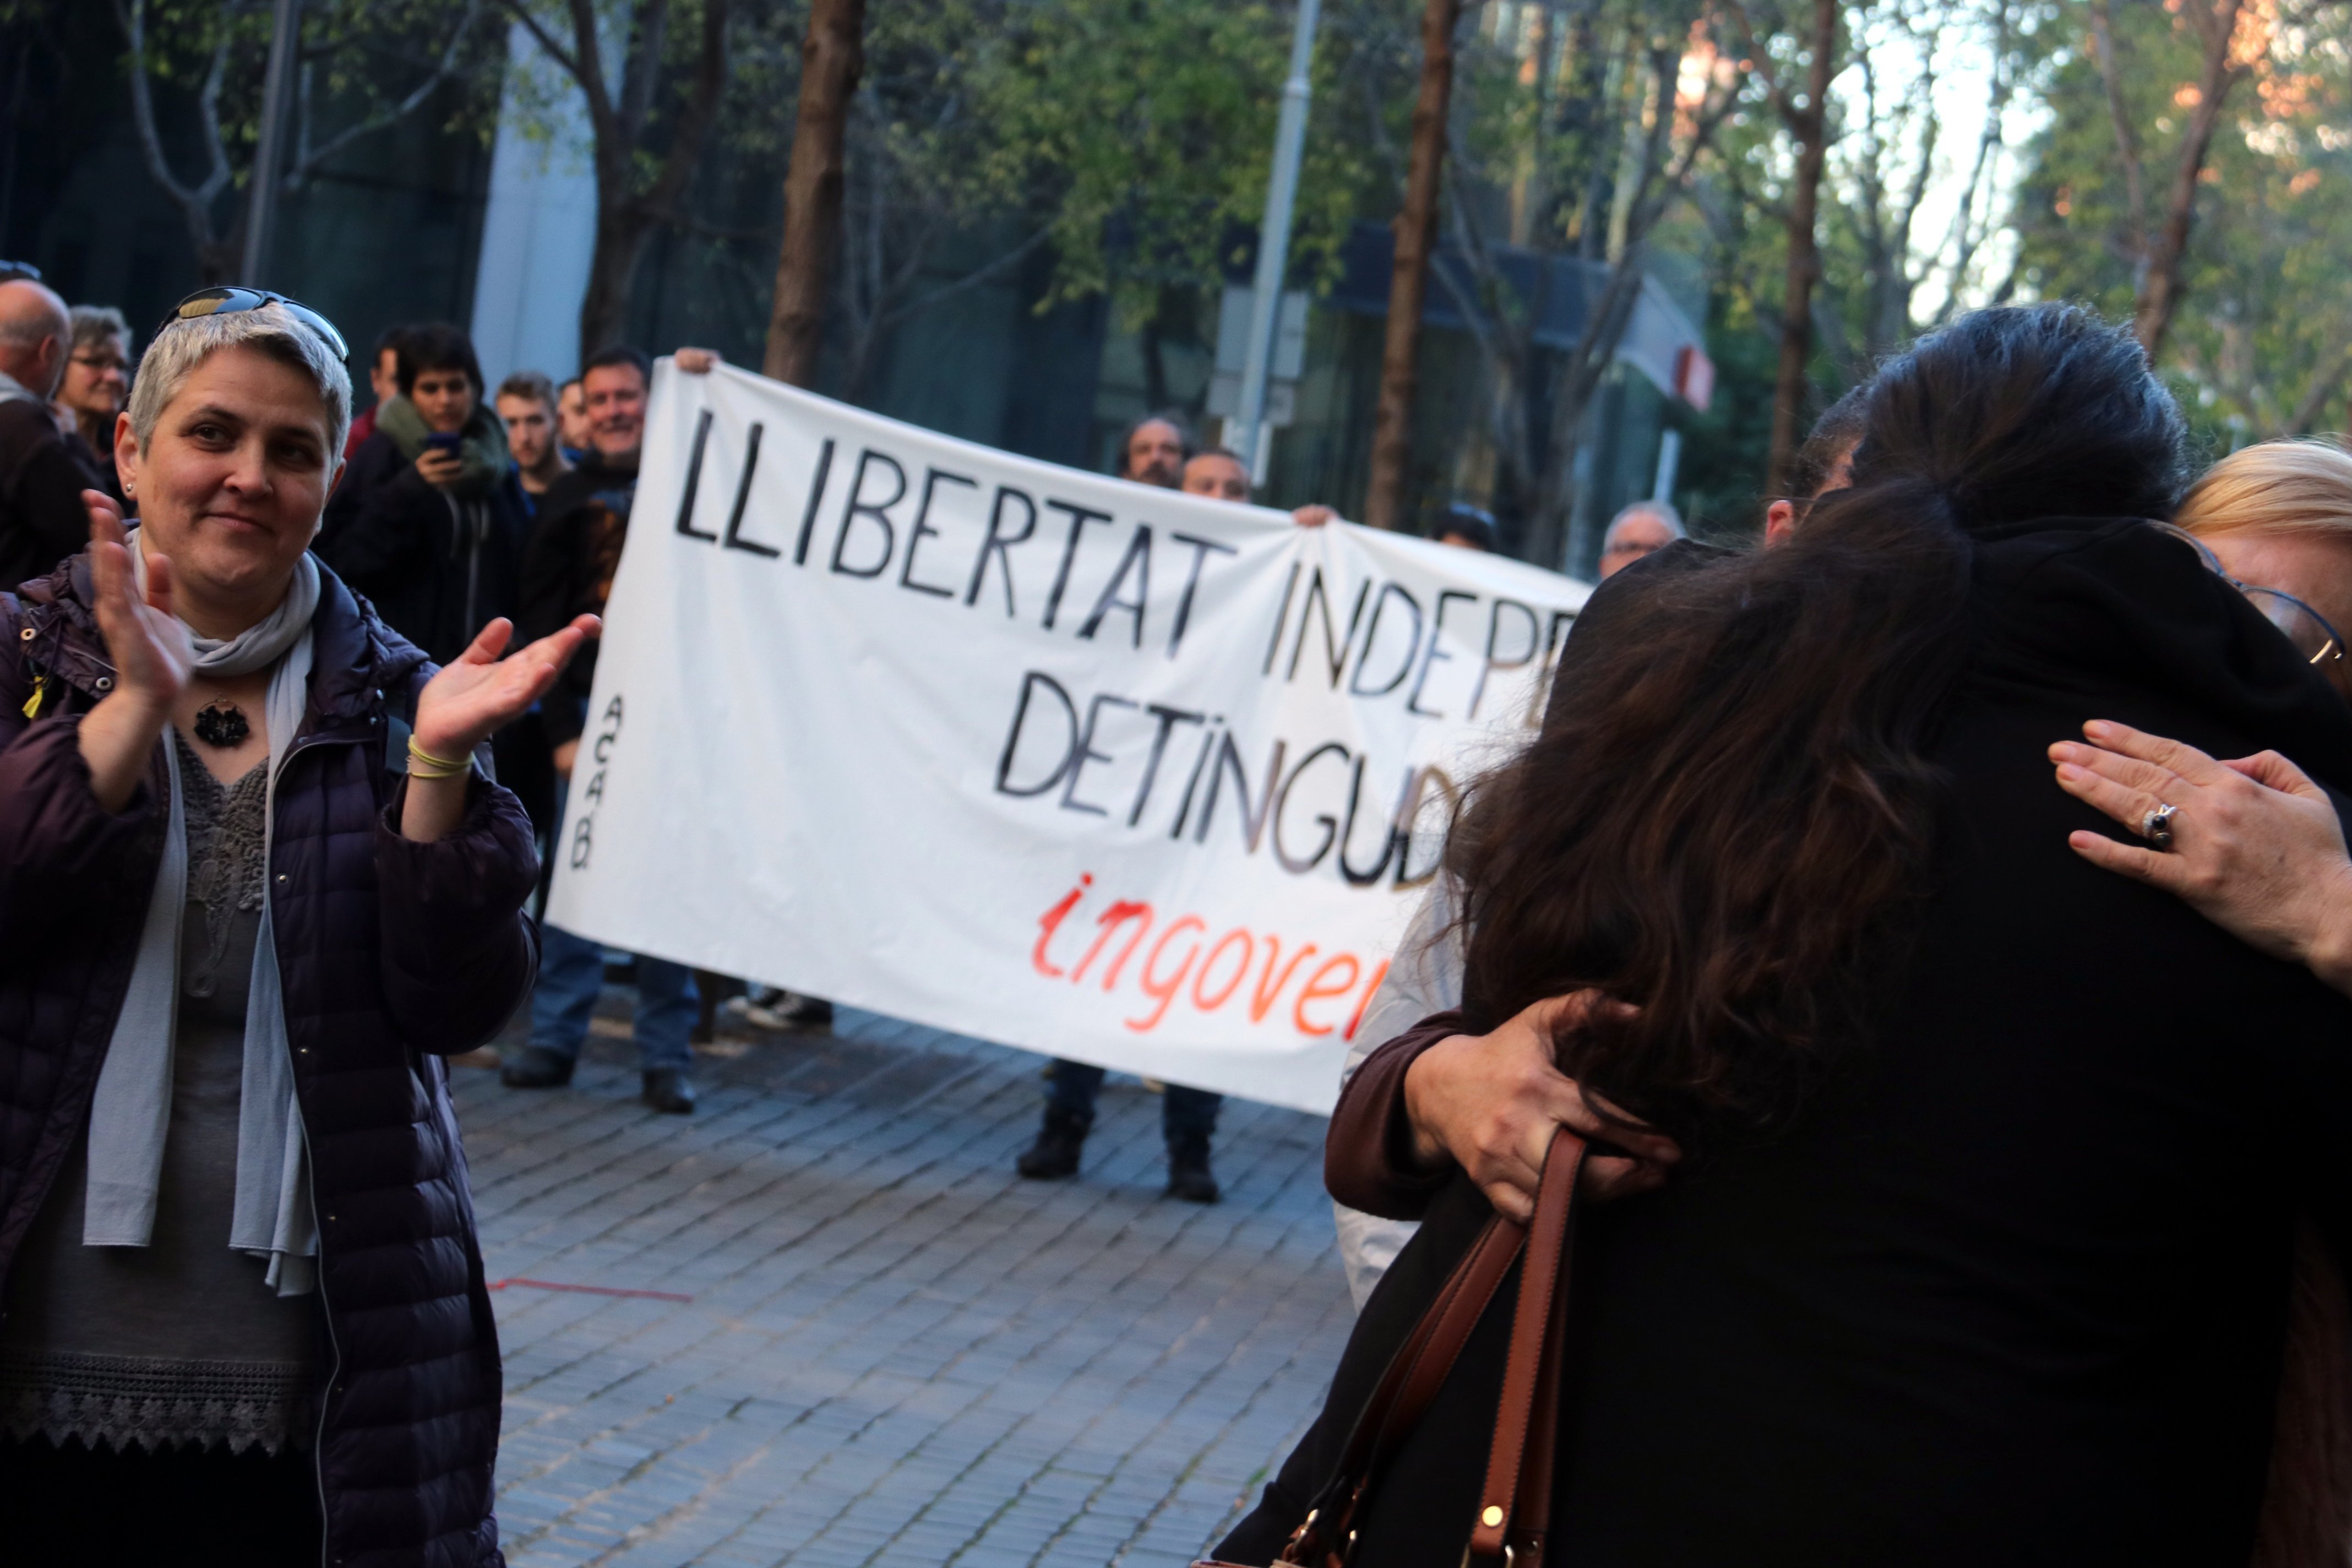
[547, 361, 1589, 1113]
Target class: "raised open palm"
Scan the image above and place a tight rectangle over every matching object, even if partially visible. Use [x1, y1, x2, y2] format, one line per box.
[84, 490, 194, 714]
[413, 614, 600, 760]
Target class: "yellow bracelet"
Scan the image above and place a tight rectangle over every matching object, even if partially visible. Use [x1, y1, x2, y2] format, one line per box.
[407, 737, 473, 781]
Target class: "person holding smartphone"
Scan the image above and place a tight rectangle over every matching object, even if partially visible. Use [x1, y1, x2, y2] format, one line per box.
[315, 323, 530, 669]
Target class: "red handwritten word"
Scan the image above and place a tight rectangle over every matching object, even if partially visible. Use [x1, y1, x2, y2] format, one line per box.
[1033, 874, 1391, 1039]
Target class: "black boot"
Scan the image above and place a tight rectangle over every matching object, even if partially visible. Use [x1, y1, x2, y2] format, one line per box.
[501, 1045, 575, 1089]
[641, 1069, 698, 1114]
[1166, 1134, 1220, 1204]
[1017, 1104, 1092, 1179]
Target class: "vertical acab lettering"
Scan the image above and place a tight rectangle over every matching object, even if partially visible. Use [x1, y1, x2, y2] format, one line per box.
[569, 694, 624, 871]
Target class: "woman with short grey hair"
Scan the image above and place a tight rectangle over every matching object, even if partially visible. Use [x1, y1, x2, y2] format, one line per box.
[0, 287, 596, 1563]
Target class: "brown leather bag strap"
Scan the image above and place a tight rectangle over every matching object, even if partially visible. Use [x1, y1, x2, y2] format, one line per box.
[1291, 1211, 1526, 1560]
[1218, 1210, 1545, 1568]
[1369, 1213, 1525, 1460]
[1505, 1180, 1579, 1568]
[1467, 1130, 1586, 1566]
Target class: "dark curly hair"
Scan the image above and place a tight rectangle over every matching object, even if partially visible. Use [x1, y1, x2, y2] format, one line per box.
[1449, 304, 2186, 1139]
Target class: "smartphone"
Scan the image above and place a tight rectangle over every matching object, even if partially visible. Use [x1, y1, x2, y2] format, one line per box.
[423, 432, 462, 453]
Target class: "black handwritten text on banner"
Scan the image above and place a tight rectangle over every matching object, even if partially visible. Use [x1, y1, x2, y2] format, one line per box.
[547, 362, 1589, 1113]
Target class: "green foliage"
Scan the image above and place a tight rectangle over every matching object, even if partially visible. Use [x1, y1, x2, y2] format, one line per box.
[119, 0, 503, 180]
[917, 0, 1390, 320]
[2013, 0, 2352, 438]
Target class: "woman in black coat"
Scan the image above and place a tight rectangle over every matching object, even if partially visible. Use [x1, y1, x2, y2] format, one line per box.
[1225, 305, 2352, 1567]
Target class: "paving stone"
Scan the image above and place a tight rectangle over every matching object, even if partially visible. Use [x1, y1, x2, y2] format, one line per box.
[466, 995, 1354, 1566]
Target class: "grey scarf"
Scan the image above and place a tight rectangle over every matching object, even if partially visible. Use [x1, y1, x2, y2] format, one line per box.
[83, 538, 323, 1296]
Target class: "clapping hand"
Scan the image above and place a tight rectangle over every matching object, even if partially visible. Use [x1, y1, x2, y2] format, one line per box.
[74, 491, 195, 812]
[85, 491, 193, 720]
[411, 615, 600, 764]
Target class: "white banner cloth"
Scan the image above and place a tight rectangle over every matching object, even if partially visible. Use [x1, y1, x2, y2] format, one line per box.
[548, 362, 1589, 1112]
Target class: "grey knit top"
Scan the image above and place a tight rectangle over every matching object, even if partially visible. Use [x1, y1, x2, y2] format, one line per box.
[0, 733, 319, 1453]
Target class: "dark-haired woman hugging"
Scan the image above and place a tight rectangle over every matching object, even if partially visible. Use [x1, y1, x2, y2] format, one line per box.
[1218, 304, 2352, 1567]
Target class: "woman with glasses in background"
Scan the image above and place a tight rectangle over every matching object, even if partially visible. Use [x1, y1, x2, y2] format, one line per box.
[0, 288, 594, 1564]
[2056, 440, 2352, 984]
[52, 306, 132, 504]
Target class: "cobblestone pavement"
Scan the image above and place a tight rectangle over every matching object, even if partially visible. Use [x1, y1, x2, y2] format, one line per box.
[456, 991, 1354, 1568]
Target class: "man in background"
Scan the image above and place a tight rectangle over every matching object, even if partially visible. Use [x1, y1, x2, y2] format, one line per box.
[0, 278, 104, 586]
[1024, 431, 1272, 1206]
[508, 344, 721, 1114]
[556, 375, 592, 462]
[319, 323, 527, 664]
[496, 370, 571, 507]
[1180, 447, 1250, 502]
[344, 324, 410, 461]
[1596, 499, 1686, 579]
[1183, 447, 1342, 528]
[1764, 384, 1866, 546]
[1117, 411, 1193, 488]
[1431, 503, 1497, 552]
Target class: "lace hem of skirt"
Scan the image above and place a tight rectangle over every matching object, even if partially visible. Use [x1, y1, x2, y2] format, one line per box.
[0, 1348, 312, 1455]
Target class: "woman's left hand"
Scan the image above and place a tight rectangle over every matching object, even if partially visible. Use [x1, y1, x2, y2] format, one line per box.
[2050, 719, 2352, 994]
[412, 614, 600, 761]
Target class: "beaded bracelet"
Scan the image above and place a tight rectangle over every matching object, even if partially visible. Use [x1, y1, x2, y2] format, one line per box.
[407, 737, 473, 781]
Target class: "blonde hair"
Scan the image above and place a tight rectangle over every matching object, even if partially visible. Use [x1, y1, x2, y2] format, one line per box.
[2175, 438, 2352, 540]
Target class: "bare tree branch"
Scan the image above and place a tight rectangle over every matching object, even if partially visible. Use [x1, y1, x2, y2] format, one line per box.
[116, 0, 242, 278]
[288, 0, 484, 188]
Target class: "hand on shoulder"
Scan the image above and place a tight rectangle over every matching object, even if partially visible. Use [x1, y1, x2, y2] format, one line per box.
[2052, 719, 2352, 995]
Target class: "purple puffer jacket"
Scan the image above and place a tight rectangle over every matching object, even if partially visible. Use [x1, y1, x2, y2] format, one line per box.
[0, 552, 535, 1568]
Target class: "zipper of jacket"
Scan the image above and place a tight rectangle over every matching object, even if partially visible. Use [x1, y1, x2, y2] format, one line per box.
[279, 725, 364, 1568]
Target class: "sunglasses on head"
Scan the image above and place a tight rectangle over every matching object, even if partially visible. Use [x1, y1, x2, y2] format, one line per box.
[158, 286, 349, 362]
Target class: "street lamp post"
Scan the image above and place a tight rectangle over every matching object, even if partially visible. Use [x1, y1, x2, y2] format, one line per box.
[241, 0, 303, 287]
[1232, 0, 1322, 477]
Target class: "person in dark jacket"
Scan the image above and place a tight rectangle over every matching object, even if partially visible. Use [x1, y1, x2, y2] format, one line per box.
[1219, 306, 2352, 1567]
[0, 291, 597, 1565]
[506, 342, 724, 1113]
[0, 277, 107, 587]
[342, 323, 410, 464]
[315, 322, 530, 669]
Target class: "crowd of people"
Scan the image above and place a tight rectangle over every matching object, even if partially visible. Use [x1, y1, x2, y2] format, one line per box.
[4, 267, 2352, 1567]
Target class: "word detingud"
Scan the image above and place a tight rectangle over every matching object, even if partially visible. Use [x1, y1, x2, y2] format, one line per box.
[1033, 874, 1392, 1038]
[994, 670, 1458, 885]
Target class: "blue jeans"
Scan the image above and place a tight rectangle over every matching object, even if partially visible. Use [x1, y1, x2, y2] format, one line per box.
[529, 923, 698, 1072]
[1046, 1059, 1220, 1146]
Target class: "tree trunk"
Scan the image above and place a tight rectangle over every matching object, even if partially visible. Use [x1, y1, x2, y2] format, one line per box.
[578, 202, 647, 355]
[2133, 0, 2243, 359]
[1766, 0, 1837, 498]
[765, 0, 867, 387]
[1533, 246, 1650, 569]
[1364, 0, 1461, 532]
